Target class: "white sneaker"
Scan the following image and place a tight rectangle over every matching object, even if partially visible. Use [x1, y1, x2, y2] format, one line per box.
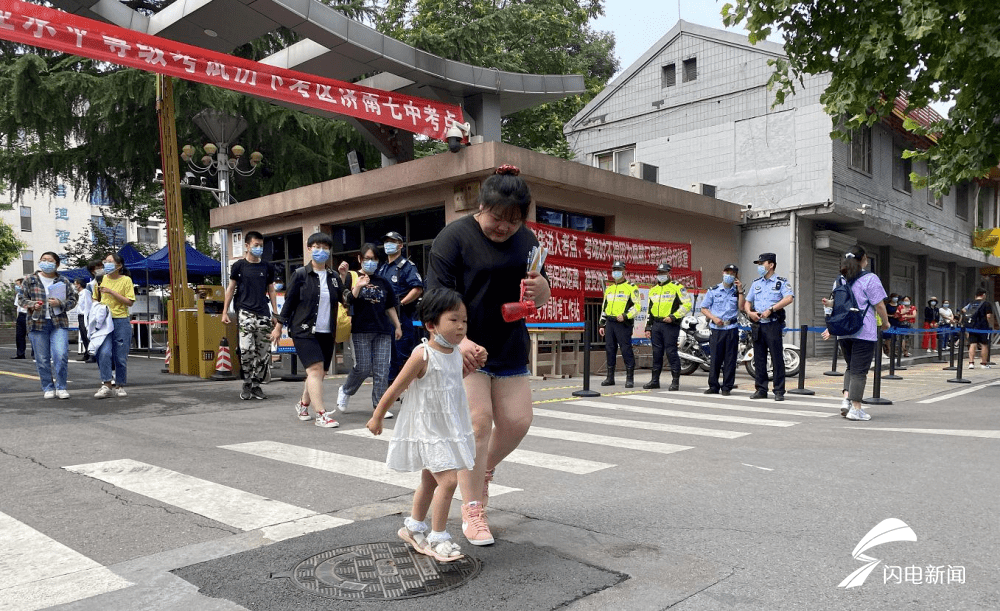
[981, 364, 992, 369]
[295, 401, 312, 421]
[384, 411, 394, 419]
[94, 385, 113, 399]
[846, 407, 866, 421]
[114, 387, 127, 398]
[856, 407, 871, 420]
[314, 411, 340, 428]
[337, 387, 350, 412]
[968, 363, 975, 369]
[56, 389, 70, 400]
[840, 397, 851, 418]
[43, 390, 55, 399]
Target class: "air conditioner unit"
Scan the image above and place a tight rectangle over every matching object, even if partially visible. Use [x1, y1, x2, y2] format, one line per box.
[690, 183, 716, 198]
[629, 161, 659, 183]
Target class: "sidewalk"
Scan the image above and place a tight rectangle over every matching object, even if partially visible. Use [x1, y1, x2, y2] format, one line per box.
[2, 345, 997, 407]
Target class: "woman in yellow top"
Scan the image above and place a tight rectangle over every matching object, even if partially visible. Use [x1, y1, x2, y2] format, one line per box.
[93, 253, 135, 398]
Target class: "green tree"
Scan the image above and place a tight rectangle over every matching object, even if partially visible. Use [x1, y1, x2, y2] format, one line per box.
[374, 0, 619, 157]
[0, 217, 26, 271]
[722, 1, 1000, 194]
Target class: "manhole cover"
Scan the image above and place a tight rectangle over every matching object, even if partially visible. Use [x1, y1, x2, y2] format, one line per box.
[271, 541, 481, 600]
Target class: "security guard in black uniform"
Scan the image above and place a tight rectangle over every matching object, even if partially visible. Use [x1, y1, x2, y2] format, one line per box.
[643, 263, 692, 390]
[376, 231, 425, 385]
[743, 252, 795, 401]
[598, 261, 640, 388]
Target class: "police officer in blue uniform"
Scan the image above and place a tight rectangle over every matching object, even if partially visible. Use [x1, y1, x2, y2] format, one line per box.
[699, 264, 744, 396]
[743, 253, 795, 401]
[376, 231, 424, 385]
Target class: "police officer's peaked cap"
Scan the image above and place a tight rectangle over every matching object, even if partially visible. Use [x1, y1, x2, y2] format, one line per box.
[723, 263, 739, 273]
[382, 231, 404, 242]
[753, 252, 776, 264]
[656, 262, 671, 273]
[611, 260, 626, 270]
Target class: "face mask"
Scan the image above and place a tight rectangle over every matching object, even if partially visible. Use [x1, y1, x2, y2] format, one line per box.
[362, 260, 378, 274]
[930, 301, 937, 306]
[103, 262, 117, 274]
[656, 274, 669, 284]
[433, 333, 457, 349]
[249, 246, 264, 257]
[39, 261, 57, 274]
[611, 271, 623, 281]
[723, 274, 735, 285]
[274, 284, 283, 291]
[903, 301, 911, 306]
[384, 243, 399, 255]
[890, 299, 898, 305]
[757, 265, 766, 277]
[311, 249, 330, 264]
[943, 303, 950, 308]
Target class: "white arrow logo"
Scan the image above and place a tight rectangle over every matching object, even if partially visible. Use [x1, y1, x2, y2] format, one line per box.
[838, 518, 917, 589]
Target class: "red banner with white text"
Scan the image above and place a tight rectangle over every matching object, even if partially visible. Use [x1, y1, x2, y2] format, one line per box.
[526, 222, 702, 325]
[0, 0, 463, 140]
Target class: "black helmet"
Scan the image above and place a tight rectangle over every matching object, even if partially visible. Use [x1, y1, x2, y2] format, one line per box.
[611, 261, 626, 270]
[382, 231, 404, 243]
[656, 263, 671, 274]
[723, 263, 739, 274]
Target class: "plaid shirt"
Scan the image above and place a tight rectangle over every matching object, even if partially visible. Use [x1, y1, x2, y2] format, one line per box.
[17, 273, 79, 332]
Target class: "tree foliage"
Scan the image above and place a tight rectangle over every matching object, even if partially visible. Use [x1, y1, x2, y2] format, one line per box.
[0, 217, 26, 270]
[722, 0, 1000, 194]
[373, 0, 619, 157]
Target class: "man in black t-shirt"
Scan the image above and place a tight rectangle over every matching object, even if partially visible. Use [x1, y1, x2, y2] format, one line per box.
[961, 289, 997, 369]
[223, 231, 278, 399]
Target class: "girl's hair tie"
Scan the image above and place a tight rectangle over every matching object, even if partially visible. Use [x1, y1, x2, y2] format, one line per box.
[495, 164, 520, 176]
[844, 252, 856, 259]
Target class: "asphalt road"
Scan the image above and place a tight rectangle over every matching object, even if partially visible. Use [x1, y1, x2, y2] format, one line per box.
[1, 347, 998, 610]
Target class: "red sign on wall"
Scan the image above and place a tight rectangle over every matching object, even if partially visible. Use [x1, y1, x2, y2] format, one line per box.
[526, 223, 702, 324]
[0, 0, 464, 140]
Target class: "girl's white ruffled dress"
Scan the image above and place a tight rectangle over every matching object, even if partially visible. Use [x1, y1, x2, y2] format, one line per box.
[386, 340, 476, 472]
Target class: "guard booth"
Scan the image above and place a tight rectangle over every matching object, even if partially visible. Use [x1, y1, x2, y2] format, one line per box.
[166, 285, 240, 379]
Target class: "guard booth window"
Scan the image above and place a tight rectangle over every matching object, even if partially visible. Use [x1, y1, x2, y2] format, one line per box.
[264, 230, 304, 290]
[327, 207, 445, 279]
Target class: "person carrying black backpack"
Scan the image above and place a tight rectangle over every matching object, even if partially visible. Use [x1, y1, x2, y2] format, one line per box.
[821, 245, 890, 421]
[961, 288, 997, 369]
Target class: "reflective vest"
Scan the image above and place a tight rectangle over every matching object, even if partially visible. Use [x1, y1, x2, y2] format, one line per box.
[601, 281, 640, 322]
[647, 282, 691, 320]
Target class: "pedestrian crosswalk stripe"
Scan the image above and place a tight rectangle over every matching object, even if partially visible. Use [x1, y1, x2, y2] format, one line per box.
[338, 428, 615, 474]
[917, 382, 1000, 404]
[526, 426, 693, 455]
[851, 427, 1000, 439]
[0, 510, 133, 610]
[568, 400, 797, 427]
[62, 459, 337, 532]
[220, 441, 522, 497]
[714, 389, 842, 403]
[534, 407, 748, 439]
[633, 395, 836, 418]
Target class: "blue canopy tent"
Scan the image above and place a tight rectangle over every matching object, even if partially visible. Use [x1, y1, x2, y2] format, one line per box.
[59, 243, 147, 283]
[129, 243, 222, 285]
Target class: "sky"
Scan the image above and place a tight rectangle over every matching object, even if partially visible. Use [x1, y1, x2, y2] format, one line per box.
[592, 0, 952, 117]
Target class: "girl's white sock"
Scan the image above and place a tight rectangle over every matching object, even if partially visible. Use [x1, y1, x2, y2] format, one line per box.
[404, 517, 428, 532]
[427, 530, 451, 543]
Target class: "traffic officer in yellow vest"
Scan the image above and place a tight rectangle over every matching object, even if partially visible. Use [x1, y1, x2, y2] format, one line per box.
[643, 263, 692, 390]
[598, 261, 641, 387]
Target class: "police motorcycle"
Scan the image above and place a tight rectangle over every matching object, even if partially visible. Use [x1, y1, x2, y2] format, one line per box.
[677, 312, 800, 379]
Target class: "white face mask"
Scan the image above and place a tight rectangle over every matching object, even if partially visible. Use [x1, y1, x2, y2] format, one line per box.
[432, 333, 457, 349]
[656, 274, 669, 284]
[943, 303, 950, 308]
[611, 271, 623, 281]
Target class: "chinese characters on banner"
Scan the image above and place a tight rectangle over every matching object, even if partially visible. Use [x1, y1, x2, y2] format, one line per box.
[0, 0, 463, 141]
[527, 222, 702, 325]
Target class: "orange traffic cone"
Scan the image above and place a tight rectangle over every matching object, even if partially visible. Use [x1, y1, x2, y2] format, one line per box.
[162, 345, 171, 373]
[211, 337, 236, 380]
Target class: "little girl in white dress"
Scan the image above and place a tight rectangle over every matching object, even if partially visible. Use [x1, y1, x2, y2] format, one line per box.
[368, 288, 486, 562]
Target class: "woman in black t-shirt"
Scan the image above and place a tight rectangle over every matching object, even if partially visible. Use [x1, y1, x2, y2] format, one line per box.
[426, 165, 551, 547]
[338, 243, 403, 416]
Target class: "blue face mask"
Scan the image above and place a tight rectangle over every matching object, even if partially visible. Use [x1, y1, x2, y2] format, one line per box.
[611, 271, 623, 281]
[274, 284, 283, 291]
[757, 265, 767, 277]
[311, 249, 330, 264]
[384, 243, 399, 255]
[433, 333, 457, 349]
[362, 260, 378, 274]
[39, 261, 57, 274]
[723, 274, 735, 285]
[104, 262, 118, 274]
[249, 246, 264, 257]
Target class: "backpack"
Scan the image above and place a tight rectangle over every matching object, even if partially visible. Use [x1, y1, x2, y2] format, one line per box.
[826, 272, 870, 336]
[335, 270, 358, 343]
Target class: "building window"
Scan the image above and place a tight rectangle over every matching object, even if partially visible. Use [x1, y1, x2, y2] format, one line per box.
[849, 125, 872, 174]
[326, 207, 446, 280]
[138, 225, 158, 244]
[682, 58, 697, 82]
[21, 250, 33, 275]
[536, 206, 605, 233]
[892, 144, 912, 193]
[661, 64, 676, 88]
[20, 206, 31, 232]
[955, 183, 969, 220]
[595, 147, 635, 176]
[91, 215, 126, 245]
